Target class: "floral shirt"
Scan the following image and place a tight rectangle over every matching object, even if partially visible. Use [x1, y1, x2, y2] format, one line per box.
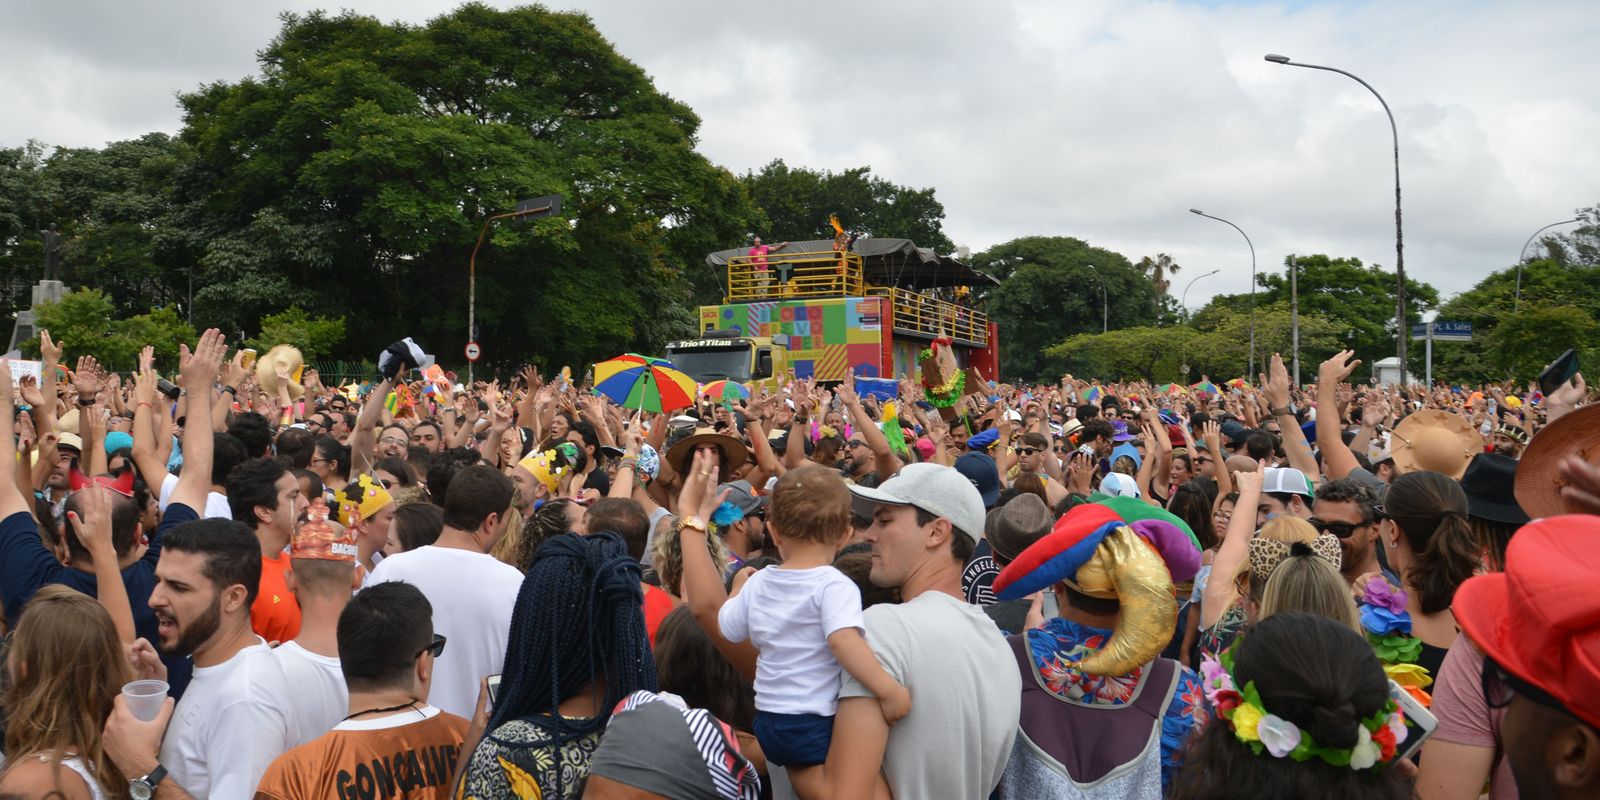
[458, 718, 602, 800]
[1026, 617, 1203, 792]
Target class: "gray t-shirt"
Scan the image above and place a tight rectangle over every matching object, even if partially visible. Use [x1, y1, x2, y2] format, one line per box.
[839, 591, 1021, 799]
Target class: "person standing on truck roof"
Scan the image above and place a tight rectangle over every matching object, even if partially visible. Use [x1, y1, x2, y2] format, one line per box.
[749, 236, 789, 297]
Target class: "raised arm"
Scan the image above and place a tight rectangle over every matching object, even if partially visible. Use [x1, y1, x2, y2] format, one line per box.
[674, 449, 758, 682]
[0, 362, 30, 519]
[169, 330, 225, 513]
[839, 383, 901, 480]
[349, 377, 391, 475]
[1314, 351, 1363, 481]
[1262, 354, 1320, 484]
[1201, 463, 1263, 629]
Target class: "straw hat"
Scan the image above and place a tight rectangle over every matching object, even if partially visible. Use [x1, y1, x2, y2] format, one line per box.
[1515, 404, 1600, 520]
[256, 345, 305, 401]
[1389, 409, 1480, 480]
[665, 427, 748, 478]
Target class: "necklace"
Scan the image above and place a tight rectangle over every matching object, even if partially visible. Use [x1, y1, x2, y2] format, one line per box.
[343, 700, 419, 721]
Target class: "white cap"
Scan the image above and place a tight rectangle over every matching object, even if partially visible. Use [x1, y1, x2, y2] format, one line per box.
[848, 463, 986, 544]
[1261, 467, 1313, 497]
[1099, 473, 1141, 498]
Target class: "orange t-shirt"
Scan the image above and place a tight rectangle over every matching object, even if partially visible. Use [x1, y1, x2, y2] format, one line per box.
[254, 706, 468, 800]
[252, 551, 302, 644]
[641, 583, 681, 648]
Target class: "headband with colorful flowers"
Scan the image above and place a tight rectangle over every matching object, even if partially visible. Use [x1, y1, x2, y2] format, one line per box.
[1199, 646, 1406, 770]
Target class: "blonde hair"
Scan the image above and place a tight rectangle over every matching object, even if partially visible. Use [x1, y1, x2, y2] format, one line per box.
[652, 516, 730, 597]
[1, 586, 129, 796]
[490, 505, 527, 570]
[1259, 548, 1363, 632]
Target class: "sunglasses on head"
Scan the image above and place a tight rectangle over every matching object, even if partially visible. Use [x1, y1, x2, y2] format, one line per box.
[1309, 518, 1361, 539]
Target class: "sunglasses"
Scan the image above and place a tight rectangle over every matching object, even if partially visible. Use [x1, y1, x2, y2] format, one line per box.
[1017, 447, 1042, 456]
[416, 633, 447, 659]
[1481, 657, 1567, 715]
[1309, 518, 1363, 539]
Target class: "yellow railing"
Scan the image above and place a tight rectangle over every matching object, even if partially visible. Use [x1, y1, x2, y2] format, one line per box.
[725, 250, 865, 301]
[865, 287, 988, 346]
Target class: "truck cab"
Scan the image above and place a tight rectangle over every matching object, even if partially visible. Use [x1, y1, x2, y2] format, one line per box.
[664, 331, 790, 393]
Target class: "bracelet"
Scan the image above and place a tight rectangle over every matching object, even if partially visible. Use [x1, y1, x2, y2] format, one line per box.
[222, 386, 237, 395]
[1271, 405, 1293, 418]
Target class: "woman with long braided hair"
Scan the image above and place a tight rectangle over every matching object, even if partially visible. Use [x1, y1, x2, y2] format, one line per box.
[457, 531, 656, 799]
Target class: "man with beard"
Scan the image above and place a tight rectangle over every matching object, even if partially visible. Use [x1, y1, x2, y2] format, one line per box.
[1311, 478, 1396, 588]
[838, 383, 901, 488]
[103, 329, 295, 799]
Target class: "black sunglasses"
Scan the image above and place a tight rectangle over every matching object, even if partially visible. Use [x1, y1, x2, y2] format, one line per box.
[1481, 656, 1567, 715]
[1017, 447, 1042, 456]
[416, 633, 447, 659]
[1309, 518, 1362, 539]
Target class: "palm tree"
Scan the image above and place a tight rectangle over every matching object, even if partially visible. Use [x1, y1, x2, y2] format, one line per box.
[1136, 253, 1183, 295]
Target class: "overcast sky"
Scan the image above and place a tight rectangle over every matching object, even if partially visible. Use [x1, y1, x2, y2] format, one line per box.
[4, 0, 1596, 310]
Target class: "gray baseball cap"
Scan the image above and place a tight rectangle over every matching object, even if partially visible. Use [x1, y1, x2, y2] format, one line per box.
[848, 463, 986, 544]
[716, 479, 766, 515]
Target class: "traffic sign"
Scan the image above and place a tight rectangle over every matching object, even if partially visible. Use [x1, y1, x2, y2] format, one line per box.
[465, 342, 482, 362]
[1411, 321, 1472, 342]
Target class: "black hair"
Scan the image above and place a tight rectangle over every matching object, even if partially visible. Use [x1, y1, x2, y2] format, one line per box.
[274, 426, 316, 470]
[520, 499, 578, 571]
[586, 498, 649, 562]
[293, 469, 324, 501]
[1063, 584, 1121, 617]
[1315, 479, 1380, 525]
[1076, 404, 1099, 420]
[1167, 482, 1219, 551]
[833, 548, 901, 608]
[1245, 431, 1275, 461]
[373, 456, 416, 487]
[312, 436, 350, 479]
[913, 506, 974, 564]
[62, 489, 141, 560]
[162, 518, 262, 605]
[211, 433, 248, 488]
[440, 464, 513, 533]
[1385, 471, 1482, 615]
[489, 531, 655, 795]
[339, 582, 434, 694]
[1079, 419, 1114, 445]
[1172, 613, 1406, 800]
[228, 413, 273, 459]
[392, 502, 445, 553]
[411, 419, 442, 438]
[405, 446, 434, 481]
[225, 457, 290, 530]
[425, 447, 482, 503]
[652, 606, 755, 731]
[568, 420, 600, 455]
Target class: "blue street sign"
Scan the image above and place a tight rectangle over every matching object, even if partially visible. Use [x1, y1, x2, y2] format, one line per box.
[1411, 321, 1472, 342]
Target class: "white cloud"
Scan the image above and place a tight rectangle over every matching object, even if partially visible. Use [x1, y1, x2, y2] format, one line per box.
[3, 0, 1595, 309]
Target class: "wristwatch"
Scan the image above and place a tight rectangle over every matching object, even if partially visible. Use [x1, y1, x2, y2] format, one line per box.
[1271, 405, 1293, 418]
[681, 516, 708, 533]
[130, 764, 167, 800]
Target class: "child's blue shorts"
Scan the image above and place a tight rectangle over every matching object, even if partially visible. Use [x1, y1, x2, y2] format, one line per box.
[753, 710, 835, 767]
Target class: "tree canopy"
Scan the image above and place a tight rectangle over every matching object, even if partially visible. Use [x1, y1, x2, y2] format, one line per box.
[740, 160, 955, 255]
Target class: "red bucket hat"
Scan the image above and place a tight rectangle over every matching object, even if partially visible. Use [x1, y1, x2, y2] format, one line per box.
[1453, 515, 1600, 730]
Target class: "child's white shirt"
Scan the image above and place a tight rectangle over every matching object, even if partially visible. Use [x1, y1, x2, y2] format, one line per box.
[718, 565, 864, 716]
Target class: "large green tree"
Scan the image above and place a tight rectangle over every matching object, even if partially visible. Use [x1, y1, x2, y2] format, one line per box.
[740, 160, 955, 254]
[1192, 254, 1437, 380]
[166, 4, 759, 370]
[975, 236, 1159, 381]
[1429, 258, 1600, 383]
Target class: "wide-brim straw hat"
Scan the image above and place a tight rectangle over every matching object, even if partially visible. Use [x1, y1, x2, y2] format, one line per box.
[1389, 409, 1480, 480]
[1516, 404, 1600, 520]
[666, 427, 748, 478]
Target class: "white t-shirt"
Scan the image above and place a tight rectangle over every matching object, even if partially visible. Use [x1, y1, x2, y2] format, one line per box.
[161, 638, 293, 800]
[273, 641, 348, 747]
[362, 545, 524, 719]
[839, 591, 1021, 800]
[718, 565, 863, 716]
[157, 472, 233, 519]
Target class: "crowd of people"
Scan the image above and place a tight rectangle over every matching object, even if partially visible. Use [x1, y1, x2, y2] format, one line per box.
[0, 327, 1597, 800]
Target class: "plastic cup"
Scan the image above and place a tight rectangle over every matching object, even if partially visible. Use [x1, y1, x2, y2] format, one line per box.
[123, 680, 168, 722]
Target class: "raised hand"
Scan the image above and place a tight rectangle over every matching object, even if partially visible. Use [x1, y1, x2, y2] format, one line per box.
[1318, 350, 1361, 388]
[1262, 353, 1292, 411]
[180, 329, 227, 389]
[39, 330, 63, 365]
[17, 375, 44, 409]
[73, 355, 105, 398]
[67, 486, 117, 557]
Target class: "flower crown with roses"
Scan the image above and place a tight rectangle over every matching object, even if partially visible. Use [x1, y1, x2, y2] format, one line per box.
[1199, 646, 1406, 770]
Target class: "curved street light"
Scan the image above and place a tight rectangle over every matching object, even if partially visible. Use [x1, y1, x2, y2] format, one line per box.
[1515, 218, 1578, 311]
[1265, 53, 1407, 381]
[1179, 269, 1221, 315]
[1189, 209, 1257, 377]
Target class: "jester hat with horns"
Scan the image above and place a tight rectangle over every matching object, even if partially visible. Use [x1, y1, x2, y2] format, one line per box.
[993, 498, 1201, 676]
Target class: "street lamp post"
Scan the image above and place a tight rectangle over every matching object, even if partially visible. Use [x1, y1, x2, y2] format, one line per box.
[1179, 268, 1221, 317]
[1081, 266, 1108, 333]
[1189, 209, 1257, 378]
[1515, 218, 1579, 311]
[1266, 53, 1407, 382]
[467, 195, 562, 383]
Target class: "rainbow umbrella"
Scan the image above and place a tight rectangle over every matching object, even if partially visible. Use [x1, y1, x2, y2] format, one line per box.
[1190, 380, 1220, 397]
[701, 379, 750, 406]
[592, 354, 697, 413]
[1082, 386, 1104, 404]
[1226, 378, 1251, 391]
[1157, 383, 1185, 397]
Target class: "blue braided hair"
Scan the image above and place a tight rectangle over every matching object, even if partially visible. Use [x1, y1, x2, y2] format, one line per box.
[487, 531, 656, 745]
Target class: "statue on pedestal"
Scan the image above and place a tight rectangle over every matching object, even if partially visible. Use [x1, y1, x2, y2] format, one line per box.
[39, 228, 62, 281]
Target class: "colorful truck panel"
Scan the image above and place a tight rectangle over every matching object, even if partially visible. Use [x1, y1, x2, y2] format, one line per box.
[699, 297, 892, 382]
